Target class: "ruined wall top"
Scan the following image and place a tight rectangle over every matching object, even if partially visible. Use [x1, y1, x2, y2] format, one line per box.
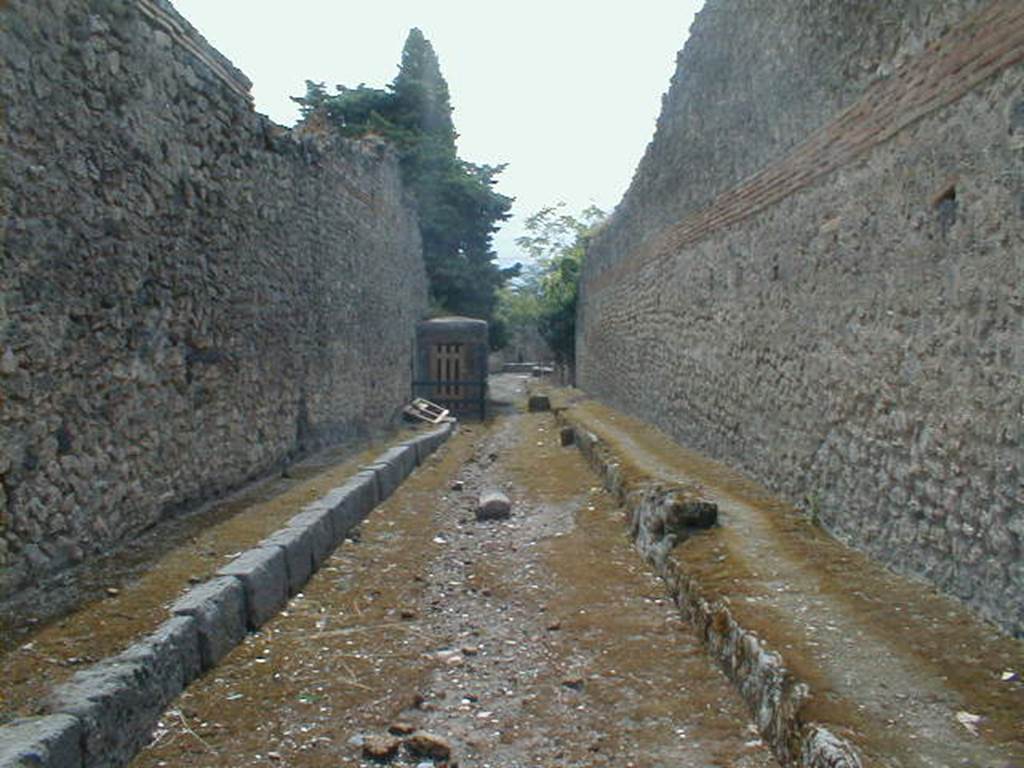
[138, 0, 252, 102]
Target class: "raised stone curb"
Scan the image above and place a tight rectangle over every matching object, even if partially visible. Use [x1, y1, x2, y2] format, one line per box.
[170, 576, 246, 669]
[322, 471, 379, 536]
[260, 526, 316, 596]
[217, 544, 289, 629]
[361, 449, 409, 502]
[45, 616, 201, 768]
[286, 506, 336, 567]
[361, 441, 420, 502]
[0, 424, 454, 767]
[0, 714, 82, 768]
[556, 412, 861, 768]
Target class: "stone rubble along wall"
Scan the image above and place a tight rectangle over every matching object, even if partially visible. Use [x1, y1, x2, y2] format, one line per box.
[578, 0, 1024, 635]
[0, 0, 428, 598]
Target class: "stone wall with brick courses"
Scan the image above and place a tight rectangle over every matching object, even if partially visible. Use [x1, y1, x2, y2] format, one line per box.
[578, 0, 1024, 634]
[0, 0, 428, 597]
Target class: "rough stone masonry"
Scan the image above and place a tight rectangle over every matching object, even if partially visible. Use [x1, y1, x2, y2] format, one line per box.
[0, 0, 428, 598]
[578, 0, 1024, 634]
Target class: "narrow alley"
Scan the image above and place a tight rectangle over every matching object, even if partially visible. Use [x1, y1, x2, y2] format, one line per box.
[127, 375, 773, 767]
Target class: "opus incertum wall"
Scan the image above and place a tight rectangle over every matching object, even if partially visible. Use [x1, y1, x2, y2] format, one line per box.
[578, 0, 1024, 634]
[0, 0, 428, 598]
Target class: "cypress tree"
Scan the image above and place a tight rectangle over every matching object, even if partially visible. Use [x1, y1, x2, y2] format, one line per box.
[292, 29, 516, 338]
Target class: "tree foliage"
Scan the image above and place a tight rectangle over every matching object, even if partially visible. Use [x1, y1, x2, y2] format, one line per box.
[293, 29, 516, 331]
[497, 203, 606, 366]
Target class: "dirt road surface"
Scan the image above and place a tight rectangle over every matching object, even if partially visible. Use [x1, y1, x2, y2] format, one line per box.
[130, 375, 774, 767]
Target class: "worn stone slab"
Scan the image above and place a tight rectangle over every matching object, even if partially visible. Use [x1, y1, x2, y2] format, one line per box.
[260, 526, 315, 595]
[399, 437, 427, 466]
[170, 576, 246, 669]
[378, 445, 417, 481]
[360, 460, 402, 502]
[403, 424, 451, 465]
[216, 547, 288, 629]
[477, 491, 512, 521]
[323, 472, 378, 538]
[47, 658, 145, 768]
[430, 422, 454, 451]
[46, 616, 197, 768]
[0, 714, 82, 768]
[287, 506, 335, 567]
[117, 615, 201, 698]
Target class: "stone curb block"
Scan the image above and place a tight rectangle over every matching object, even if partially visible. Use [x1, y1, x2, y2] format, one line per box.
[287, 507, 335, 567]
[379, 445, 417, 481]
[360, 459, 402, 502]
[260, 526, 316, 596]
[556, 413, 862, 768]
[216, 546, 288, 629]
[170, 576, 246, 669]
[46, 616, 201, 768]
[361, 443, 419, 502]
[323, 472, 378, 537]
[0, 714, 82, 768]
[117, 615, 202, 699]
[401, 423, 452, 466]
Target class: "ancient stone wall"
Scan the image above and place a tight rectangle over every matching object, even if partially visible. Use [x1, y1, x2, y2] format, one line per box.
[0, 0, 428, 596]
[579, 0, 1024, 634]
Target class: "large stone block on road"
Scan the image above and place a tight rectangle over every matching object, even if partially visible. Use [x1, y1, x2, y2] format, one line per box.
[217, 546, 288, 629]
[477, 491, 512, 521]
[171, 576, 247, 669]
[0, 715, 82, 768]
[261, 526, 315, 595]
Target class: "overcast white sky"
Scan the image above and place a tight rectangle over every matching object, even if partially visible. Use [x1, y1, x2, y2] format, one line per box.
[170, 1, 705, 266]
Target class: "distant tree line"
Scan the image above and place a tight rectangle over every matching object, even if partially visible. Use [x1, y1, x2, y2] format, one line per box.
[497, 203, 606, 369]
[293, 29, 518, 343]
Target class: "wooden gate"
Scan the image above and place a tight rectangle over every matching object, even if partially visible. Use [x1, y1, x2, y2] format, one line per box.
[430, 343, 467, 400]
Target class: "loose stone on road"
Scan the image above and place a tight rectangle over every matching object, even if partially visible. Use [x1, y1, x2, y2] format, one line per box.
[131, 377, 773, 767]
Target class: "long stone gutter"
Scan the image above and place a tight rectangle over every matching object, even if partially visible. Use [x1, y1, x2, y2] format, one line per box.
[554, 409, 860, 768]
[0, 424, 453, 768]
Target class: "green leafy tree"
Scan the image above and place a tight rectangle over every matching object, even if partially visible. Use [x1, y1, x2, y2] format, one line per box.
[292, 30, 516, 332]
[500, 203, 606, 368]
